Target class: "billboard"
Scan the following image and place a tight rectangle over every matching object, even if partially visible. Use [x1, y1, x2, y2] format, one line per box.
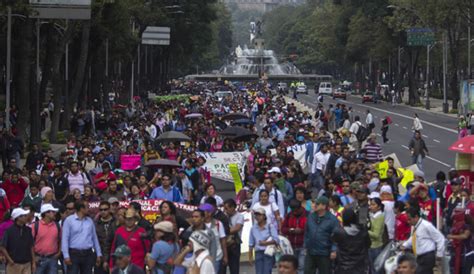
[30, 0, 91, 19]
[30, 0, 91, 5]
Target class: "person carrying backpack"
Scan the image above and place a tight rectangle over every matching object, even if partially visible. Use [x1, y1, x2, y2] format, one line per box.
[33, 204, 61, 274]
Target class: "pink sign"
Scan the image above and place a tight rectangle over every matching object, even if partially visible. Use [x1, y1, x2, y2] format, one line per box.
[120, 155, 141, 170]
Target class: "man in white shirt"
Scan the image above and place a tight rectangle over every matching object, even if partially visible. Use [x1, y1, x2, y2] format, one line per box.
[311, 143, 330, 196]
[349, 116, 362, 135]
[365, 109, 374, 132]
[412, 113, 423, 132]
[145, 121, 157, 139]
[402, 207, 445, 274]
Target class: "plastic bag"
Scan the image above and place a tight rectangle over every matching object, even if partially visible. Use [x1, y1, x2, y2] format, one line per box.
[374, 241, 396, 272]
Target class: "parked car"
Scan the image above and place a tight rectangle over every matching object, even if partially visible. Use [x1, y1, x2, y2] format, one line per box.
[296, 84, 308, 94]
[277, 82, 288, 94]
[332, 88, 347, 100]
[362, 91, 375, 103]
[318, 82, 332, 95]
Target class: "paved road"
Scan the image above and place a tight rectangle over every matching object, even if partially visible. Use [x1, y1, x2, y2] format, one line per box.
[296, 92, 459, 181]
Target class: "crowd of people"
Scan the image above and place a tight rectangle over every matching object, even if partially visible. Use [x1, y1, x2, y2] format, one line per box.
[0, 81, 470, 274]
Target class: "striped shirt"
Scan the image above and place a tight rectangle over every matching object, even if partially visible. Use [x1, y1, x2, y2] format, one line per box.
[364, 143, 382, 162]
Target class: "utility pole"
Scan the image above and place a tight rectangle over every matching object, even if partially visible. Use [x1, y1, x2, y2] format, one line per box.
[5, 6, 11, 130]
[443, 31, 449, 113]
[426, 45, 430, 110]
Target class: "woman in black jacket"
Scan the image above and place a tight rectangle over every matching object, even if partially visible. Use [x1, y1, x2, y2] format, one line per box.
[331, 208, 370, 274]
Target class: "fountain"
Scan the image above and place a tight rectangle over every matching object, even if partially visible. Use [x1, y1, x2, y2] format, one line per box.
[185, 21, 332, 82]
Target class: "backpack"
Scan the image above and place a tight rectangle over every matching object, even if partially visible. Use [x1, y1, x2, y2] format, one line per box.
[356, 123, 369, 142]
[34, 221, 61, 251]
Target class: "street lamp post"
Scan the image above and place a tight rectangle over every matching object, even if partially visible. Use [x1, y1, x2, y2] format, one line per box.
[443, 31, 449, 113]
[5, 6, 11, 130]
[426, 45, 430, 109]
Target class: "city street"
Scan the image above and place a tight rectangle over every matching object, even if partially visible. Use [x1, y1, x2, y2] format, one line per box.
[296, 92, 458, 181]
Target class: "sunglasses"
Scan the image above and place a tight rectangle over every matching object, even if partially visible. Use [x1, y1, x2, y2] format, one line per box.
[99, 208, 109, 211]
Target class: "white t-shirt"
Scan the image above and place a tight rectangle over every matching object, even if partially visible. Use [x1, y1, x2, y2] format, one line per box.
[349, 121, 361, 134]
[229, 212, 245, 238]
[182, 250, 216, 274]
[200, 195, 224, 207]
[252, 202, 279, 228]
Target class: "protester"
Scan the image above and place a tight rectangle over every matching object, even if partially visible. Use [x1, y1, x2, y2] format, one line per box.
[0, 207, 35, 274]
[396, 253, 417, 274]
[249, 207, 280, 274]
[303, 196, 338, 274]
[175, 230, 215, 274]
[62, 201, 102, 274]
[95, 201, 117, 274]
[32, 204, 61, 274]
[146, 221, 177, 274]
[111, 245, 145, 274]
[223, 199, 244, 274]
[331, 208, 370, 274]
[278, 254, 299, 274]
[281, 199, 307, 274]
[402, 207, 446, 274]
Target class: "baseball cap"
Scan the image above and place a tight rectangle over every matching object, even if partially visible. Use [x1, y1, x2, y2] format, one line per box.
[314, 196, 329, 205]
[153, 221, 174, 233]
[11, 208, 30, 220]
[40, 204, 58, 215]
[253, 207, 266, 215]
[198, 203, 214, 213]
[108, 197, 119, 204]
[189, 230, 211, 251]
[268, 167, 281, 173]
[113, 245, 131, 257]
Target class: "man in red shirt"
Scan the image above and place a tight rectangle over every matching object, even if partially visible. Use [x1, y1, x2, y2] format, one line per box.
[110, 208, 150, 270]
[3, 172, 28, 207]
[94, 162, 117, 192]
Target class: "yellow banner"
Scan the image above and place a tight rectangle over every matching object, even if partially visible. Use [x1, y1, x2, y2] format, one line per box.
[375, 160, 389, 179]
[229, 163, 243, 194]
[398, 168, 415, 188]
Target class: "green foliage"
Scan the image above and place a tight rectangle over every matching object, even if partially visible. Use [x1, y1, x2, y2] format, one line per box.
[154, 94, 190, 103]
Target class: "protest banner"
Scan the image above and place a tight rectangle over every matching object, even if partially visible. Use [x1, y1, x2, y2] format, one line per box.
[196, 151, 248, 182]
[229, 163, 244, 194]
[271, 144, 307, 169]
[88, 199, 254, 254]
[398, 167, 415, 188]
[120, 154, 141, 170]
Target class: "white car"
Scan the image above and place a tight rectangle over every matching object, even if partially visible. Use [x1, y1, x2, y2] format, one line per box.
[318, 82, 332, 95]
[296, 85, 308, 94]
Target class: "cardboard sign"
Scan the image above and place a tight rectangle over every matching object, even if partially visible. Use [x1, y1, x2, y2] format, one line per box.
[229, 163, 243, 194]
[120, 155, 141, 170]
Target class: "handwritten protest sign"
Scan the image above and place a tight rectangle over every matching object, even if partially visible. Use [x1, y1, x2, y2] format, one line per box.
[120, 155, 141, 170]
[196, 151, 248, 182]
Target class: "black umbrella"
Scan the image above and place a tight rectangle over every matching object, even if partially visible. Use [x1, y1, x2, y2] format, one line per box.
[232, 118, 252, 125]
[232, 132, 259, 142]
[220, 126, 251, 137]
[145, 159, 181, 168]
[222, 112, 249, 121]
[156, 131, 191, 142]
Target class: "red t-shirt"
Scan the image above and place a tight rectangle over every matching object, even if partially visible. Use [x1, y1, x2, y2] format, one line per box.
[3, 179, 28, 207]
[395, 212, 410, 241]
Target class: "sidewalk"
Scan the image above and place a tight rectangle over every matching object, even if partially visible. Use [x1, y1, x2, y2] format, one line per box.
[400, 93, 458, 119]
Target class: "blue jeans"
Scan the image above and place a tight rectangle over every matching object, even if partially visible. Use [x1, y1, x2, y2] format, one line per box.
[214, 259, 221, 273]
[294, 248, 305, 274]
[310, 170, 325, 197]
[255, 251, 274, 274]
[369, 247, 383, 274]
[35, 256, 58, 274]
[412, 154, 424, 171]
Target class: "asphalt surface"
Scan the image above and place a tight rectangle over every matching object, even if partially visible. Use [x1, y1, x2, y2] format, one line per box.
[296, 92, 459, 181]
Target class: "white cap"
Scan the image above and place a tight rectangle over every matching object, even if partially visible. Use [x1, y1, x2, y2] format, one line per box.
[11, 208, 30, 220]
[380, 185, 392, 194]
[368, 192, 380, 199]
[268, 167, 281, 173]
[40, 204, 59, 215]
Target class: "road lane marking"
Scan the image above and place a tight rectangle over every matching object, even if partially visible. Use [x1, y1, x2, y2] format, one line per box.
[339, 98, 457, 134]
[395, 124, 399, 127]
[401, 145, 451, 167]
[433, 139, 440, 143]
[403, 126, 408, 129]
